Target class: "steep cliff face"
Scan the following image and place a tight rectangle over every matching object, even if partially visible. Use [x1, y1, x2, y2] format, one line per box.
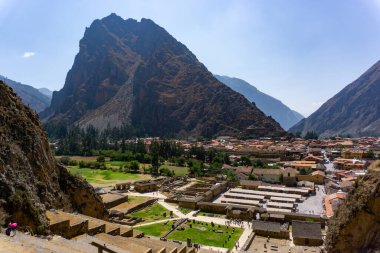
[42, 14, 285, 138]
[325, 171, 380, 253]
[290, 60, 380, 137]
[0, 81, 107, 233]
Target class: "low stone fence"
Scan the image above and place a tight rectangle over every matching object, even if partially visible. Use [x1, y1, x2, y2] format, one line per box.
[161, 218, 188, 239]
[240, 232, 255, 251]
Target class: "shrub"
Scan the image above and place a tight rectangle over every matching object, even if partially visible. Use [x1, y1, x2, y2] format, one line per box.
[59, 156, 71, 165]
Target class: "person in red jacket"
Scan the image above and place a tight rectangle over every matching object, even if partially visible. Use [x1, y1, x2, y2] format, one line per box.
[6, 220, 17, 237]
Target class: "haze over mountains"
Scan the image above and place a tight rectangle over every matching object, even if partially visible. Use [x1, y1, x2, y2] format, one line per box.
[215, 75, 304, 130]
[41, 13, 284, 138]
[290, 60, 380, 137]
[0, 75, 51, 113]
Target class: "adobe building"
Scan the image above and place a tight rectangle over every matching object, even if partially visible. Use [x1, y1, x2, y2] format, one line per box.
[296, 170, 325, 184]
[292, 221, 323, 246]
[252, 220, 289, 239]
[134, 180, 158, 193]
[239, 180, 269, 189]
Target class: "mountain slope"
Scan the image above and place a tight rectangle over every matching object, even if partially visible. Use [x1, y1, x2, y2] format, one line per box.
[38, 87, 53, 98]
[0, 75, 51, 112]
[215, 75, 303, 130]
[325, 171, 380, 252]
[42, 14, 284, 138]
[0, 80, 107, 232]
[290, 60, 380, 137]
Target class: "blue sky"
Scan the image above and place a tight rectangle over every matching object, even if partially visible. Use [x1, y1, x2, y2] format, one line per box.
[1, 0, 380, 116]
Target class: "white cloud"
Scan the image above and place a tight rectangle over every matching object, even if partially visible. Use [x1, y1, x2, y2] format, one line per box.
[22, 51, 36, 58]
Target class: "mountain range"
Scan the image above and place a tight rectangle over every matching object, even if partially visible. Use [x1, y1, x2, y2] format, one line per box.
[41, 14, 285, 138]
[290, 60, 380, 137]
[215, 75, 303, 130]
[0, 75, 51, 113]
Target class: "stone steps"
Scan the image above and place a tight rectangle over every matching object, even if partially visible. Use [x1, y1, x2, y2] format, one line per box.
[95, 233, 153, 253]
[0, 232, 96, 253]
[47, 210, 142, 239]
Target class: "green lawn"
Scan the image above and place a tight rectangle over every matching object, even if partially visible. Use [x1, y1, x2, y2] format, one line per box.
[138, 220, 243, 249]
[159, 165, 189, 176]
[130, 203, 171, 223]
[67, 166, 149, 184]
[178, 207, 193, 215]
[137, 221, 174, 237]
[168, 222, 243, 249]
[198, 211, 224, 218]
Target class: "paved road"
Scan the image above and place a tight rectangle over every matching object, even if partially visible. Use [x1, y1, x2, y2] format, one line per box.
[126, 191, 167, 199]
[322, 149, 335, 173]
[297, 185, 325, 215]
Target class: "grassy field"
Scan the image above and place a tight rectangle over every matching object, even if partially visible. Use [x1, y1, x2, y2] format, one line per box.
[130, 203, 171, 223]
[106, 161, 130, 168]
[168, 222, 243, 249]
[137, 221, 174, 237]
[178, 207, 193, 215]
[67, 166, 151, 184]
[159, 165, 189, 176]
[138, 221, 243, 249]
[198, 211, 224, 218]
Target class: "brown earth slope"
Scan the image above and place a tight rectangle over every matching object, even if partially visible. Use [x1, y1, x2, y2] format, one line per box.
[325, 171, 380, 253]
[41, 13, 284, 138]
[290, 60, 380, 137]
[0, 81, 107, 233]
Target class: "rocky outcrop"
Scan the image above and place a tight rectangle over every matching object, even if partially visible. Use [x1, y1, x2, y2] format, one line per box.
[290, 60, 380, 137]
[0, 81, 107, 233]
[42, 14, 285, 138]
[0, 75, 51, 113]
[325, 171, 380, 253]
[215, 75, 303, 130]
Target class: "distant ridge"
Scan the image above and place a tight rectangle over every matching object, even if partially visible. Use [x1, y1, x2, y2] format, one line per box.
[0, 75, 51, 112]
[42, 14, 285, 138]
[215, 75, 303, 130]
[290, 60, 380, 137]
[38, 87, 53, 98]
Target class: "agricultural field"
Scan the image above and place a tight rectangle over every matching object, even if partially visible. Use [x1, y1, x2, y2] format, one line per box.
[55, 156, 105, 162]
[159, 165, 189, 176]
[130, 203, 172, 223]
[67, 166, 151, 184]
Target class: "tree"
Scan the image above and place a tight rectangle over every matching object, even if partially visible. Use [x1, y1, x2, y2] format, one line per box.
[97, 155, 105, 162]
[59, 156, 71, 165]
[304, 131, 319, 140]
[188, 159, 203, 177]
[240, 156, 252, 166]
[151, 153, 160, 176]
[225, 170, 237, 181]
[129, 161, 140, 173]
[252, 159, 264, 168]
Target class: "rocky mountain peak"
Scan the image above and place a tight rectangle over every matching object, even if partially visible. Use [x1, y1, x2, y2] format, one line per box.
[42, 14, 284, 138]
